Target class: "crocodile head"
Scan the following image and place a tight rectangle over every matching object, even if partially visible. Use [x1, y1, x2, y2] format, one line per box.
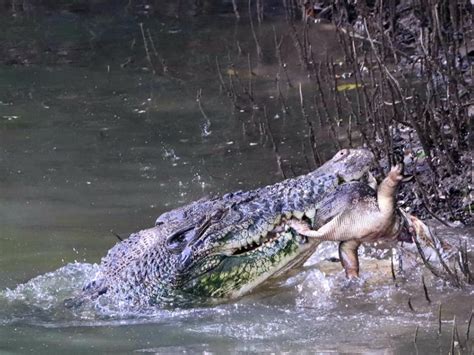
[83, 149, 375, 307]
[316, 148, 376, 183]
[166, 148, 375, 301]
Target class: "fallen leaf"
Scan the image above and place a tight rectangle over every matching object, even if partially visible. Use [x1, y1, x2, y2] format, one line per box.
[336, 83, 362, 92]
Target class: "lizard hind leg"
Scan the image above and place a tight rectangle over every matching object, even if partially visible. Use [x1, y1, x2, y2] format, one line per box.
[339, 240, 362, 278]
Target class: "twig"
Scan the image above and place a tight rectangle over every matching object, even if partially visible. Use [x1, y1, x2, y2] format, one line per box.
[457, 240, 473, 284]
[139, 23, 155, 75]
[288, 21, 308, 70]
[451, 316, 456, 355]
[215, 57, 228, 93]
[272, 26, 292, 88]
[412, 226, 444, 279]
[326, 58, 344, 130]
[421, 276, 431, 304]
[314, 63, 340, 149]
[298, 83, 317, 169]
[256, 0, 263, 23]
[196, 89, 210, 123]
[146, 28, 168, 75]
[215, 57, 240, 110]
[363, 19, 409, 128]
[111, 232, 123, 242]
[248, 0, 263, 61]
[467, 310, 473, 341]
[247, 53, 254, 101]
[263, 106, 286, 179]
[413, 170, 452, 228]
[438, 303, 442, 335]
[426, 226, 461, 286]
[231, 0, 240, 20]
[390, 249, 396, 281]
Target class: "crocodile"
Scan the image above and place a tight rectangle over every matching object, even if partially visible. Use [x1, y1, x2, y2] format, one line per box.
[79, 148, 375, 307]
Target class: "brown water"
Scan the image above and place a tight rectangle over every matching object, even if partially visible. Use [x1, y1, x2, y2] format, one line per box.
[0, 5, 472, 354]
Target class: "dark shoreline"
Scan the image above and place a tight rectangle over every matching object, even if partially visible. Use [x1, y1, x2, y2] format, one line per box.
[0, 0, 471, 224]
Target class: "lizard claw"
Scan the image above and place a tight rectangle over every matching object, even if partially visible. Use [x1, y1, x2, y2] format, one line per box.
[388, 163, 404, 182]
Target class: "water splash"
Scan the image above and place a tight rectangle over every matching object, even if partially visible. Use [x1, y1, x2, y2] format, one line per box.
[161, 146, 180, 162]
[200, 120, 212, 137]
[2, 263, 97, 307]
[0, 263, 100, 325]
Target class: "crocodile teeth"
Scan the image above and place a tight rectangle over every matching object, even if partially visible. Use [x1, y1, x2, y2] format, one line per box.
[293, 211, 304, 219]
[259, 231, 268, 244]
[266, 223, 275, 232]
[240, 230, 249, 239]
[305, 208, 316, 219]
[253, 233, 262, 245]
[273, 215, 281, 225]
[246, 237, 254, 247]
[284, 211, 292, 219]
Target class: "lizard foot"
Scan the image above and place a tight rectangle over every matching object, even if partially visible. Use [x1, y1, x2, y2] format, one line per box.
[388, 163, 404, 183]
[286, 218, 324, 238]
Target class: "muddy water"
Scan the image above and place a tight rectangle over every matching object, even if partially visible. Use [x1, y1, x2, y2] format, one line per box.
[0, 7, 472, 354]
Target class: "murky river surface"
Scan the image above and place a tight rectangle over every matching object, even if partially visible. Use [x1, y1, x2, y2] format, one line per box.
[0, 5, 472, 353]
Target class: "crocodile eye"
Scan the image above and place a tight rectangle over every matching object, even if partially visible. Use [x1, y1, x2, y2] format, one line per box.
[166, 226, 195, 253]
[333, 149, 349, 161]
